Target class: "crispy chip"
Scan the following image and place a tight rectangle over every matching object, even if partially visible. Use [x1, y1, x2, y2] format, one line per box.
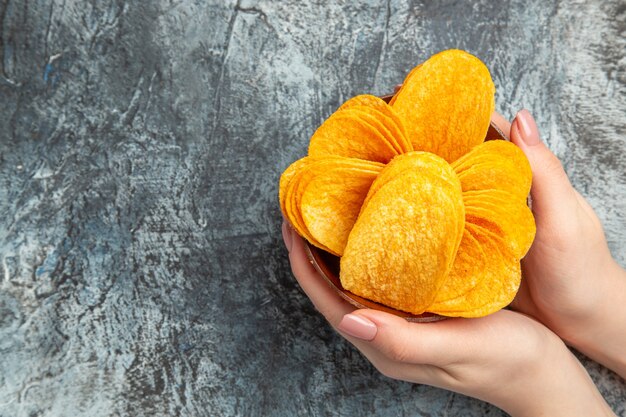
[282, 158, 333, 252]
[309, 108, 400, 163]
[431, 228, 487, 304]
[452, 140, 532, 202]
[347, 106, 411, 154]
[339, 95, 413, 153]
[279, 157, 311, 218]
[361, 151, 460, 211]
[279, 156, 384, 255]
[463, 189, 536, 259]
[388, 64, 422, 106]
[340, 152, 464, 314]
[301, 163, 382, 256]
[428, 223, 521, 317]
[392, 49, 495, 163]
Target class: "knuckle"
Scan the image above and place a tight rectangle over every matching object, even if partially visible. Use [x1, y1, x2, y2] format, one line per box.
[324, 310, 345, 329]
[543, 153, 565, 176]
[312, 302, 342, 327]
[382, 339, 411, 363]
[289, 255, 310, 279]
[374, 362, 402, 380]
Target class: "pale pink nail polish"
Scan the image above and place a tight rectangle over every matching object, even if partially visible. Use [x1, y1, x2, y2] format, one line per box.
[282, 221, 293, 253]
[338, 314, 377, 341]
[515, 109, 542, 146]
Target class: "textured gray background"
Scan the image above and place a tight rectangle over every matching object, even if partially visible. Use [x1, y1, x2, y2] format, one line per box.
[0, 0, 625, 416]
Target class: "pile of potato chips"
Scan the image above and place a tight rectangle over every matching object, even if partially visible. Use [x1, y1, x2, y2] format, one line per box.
[279, 49, 536, 318]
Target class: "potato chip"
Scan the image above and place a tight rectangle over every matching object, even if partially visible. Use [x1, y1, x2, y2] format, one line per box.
[280, 156, 384, 255]
[348, 106, 411, 154]
[428, 223, 521, 317]
[388, 64, 422, 106]
[452, 140, 532, 202]
[339, 95, 413, 153]
[340, 152, 464, 314]
[463, 189, 535, 259]
[339, 94, 395, 112]
[392, 49, 495, 163]
[430, 228, 487, 304]
[279, 157, 311, 219]
[301, 163, 382, 256]
[308, 107, 403, 163]
[361, 151, 461, 212]
[281, 158, 333, 252]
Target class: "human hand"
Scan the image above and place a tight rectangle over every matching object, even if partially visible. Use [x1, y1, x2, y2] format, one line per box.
[491, 110, 626, 378]
[282, 223, 616, 417]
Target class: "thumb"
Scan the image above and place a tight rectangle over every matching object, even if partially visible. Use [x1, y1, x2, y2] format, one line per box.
[337, 309, 464, 367]
[510, 109, 578, 220]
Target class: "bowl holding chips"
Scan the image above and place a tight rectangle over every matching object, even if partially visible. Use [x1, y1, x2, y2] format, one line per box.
[303, 113, 510, 322]
[280, 49, 536, 320]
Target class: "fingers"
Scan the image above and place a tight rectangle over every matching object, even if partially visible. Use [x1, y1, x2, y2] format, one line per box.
[285, 223, 354, 325]
[337, 309, 467, 368]
[281, 221, 293, 252]
[509, 110, 578, 221]
[490, 111, 512, 138]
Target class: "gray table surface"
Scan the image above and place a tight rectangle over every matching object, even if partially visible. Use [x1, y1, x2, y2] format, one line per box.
[1, 1, 625, 416]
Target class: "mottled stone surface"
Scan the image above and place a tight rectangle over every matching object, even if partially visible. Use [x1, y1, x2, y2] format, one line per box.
[0, 0, 624, 416]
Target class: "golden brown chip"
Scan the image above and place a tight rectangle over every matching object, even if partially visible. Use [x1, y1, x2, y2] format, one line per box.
[279, 157, 311, 219]
[430, 228, 487, 304]
[388, 64, 422, 106]
[301, 163, 382, 256]
[392, 49, 495, 163]
[361, 151, 458, 210]
[282, 158, 333, 252]
[452, 140, 532, 202]
[463, 189, 536, 259]
[339, 94, 393, 112]
[428, 223, 521, 317]
[340, 152, 464, 314]
[279, 156, 384, 255]
[339, 95, 413, 153]
[308, 109, 399, 163]
[350, 106, 411, 154]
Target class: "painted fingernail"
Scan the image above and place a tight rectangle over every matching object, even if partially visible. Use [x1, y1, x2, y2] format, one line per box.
[338, 314, 377, 341]
[282, 221, 293, 253]
[515, 109, 541, 146]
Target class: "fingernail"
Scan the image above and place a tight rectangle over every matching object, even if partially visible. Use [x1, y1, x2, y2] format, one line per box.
[338, 314, 377, 341]
[515, 109, 541, 146]
[282, 221, 293, 253]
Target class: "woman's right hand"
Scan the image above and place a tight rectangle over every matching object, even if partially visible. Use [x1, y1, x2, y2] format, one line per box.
[493, 110, 626, 378]
[284, 223, 617, 416]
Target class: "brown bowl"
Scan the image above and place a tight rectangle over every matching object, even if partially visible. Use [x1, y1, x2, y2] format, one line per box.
[303, 94, 508, 322]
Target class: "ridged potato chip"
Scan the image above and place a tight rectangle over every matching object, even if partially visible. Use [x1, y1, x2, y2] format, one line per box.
[428, 223, 521, 317]
[308, 104, 409, 163]
[431, 228, 487, 304]
[308, 112, 397, 163]
[392, 49, 495, 163]
[279, 156, 384, 256]
[340, 152, 465, 314]
[463, 189, 535, 259]
[388, 64, 422, 106]
[452, 140, 532, 201]
[339, 95, 413, 154]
